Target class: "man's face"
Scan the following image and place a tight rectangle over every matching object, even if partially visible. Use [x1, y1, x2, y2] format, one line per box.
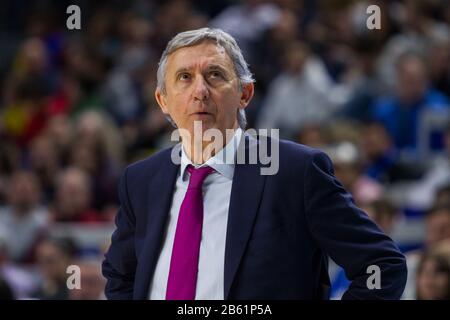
[361, 124, 391, 160]
[426, 210, 450, 247]
[396, 57, 428, 104]
[417, 258, 450, 300]
[155, 41, 253, 138]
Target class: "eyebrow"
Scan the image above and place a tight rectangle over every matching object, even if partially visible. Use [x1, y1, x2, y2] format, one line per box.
[173, 64, 230, 76]
[174, 67, 191, 75]
[205, 64, 229, 73]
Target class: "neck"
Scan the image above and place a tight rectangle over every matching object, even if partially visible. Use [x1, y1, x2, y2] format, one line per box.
[182, 125, 238, 165]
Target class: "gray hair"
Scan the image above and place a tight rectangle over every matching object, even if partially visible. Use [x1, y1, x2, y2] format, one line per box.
[156, 28, 255, 129]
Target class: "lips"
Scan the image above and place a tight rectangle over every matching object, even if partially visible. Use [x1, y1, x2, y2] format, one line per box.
[192, 111, 212, 116]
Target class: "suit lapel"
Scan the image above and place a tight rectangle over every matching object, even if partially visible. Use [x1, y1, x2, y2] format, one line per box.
[134, 145, 180, 299]
[135, 138, 267, 299]
[224, 134, 267, 299]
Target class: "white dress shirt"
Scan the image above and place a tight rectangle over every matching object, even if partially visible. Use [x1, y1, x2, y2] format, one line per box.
[148, 128, 243, 300]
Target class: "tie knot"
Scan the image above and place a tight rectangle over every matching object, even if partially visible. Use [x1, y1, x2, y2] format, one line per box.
[186, 165, 214, 189]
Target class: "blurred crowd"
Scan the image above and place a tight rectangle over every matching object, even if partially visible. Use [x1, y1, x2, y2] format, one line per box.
[0, 0, 450, 300]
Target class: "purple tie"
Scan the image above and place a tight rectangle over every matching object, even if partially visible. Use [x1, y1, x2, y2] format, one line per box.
[166, 165, 214, 300]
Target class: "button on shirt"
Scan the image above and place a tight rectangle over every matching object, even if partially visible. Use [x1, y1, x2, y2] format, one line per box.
[148, 128, 243, 299]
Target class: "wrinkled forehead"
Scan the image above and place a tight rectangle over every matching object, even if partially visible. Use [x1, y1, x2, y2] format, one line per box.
[166, 40, 235, 73]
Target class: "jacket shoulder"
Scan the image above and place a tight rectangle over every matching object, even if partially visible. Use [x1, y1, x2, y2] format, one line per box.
[124, 145, 177, 180]
[277, 138, 327, 163]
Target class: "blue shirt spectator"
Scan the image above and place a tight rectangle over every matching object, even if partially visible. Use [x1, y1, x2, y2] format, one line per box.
[373, 89, 449, 152]
[372, 53, 449, 154]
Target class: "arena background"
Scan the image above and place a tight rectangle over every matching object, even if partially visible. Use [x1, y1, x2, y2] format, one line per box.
[0, 0, 449, 300]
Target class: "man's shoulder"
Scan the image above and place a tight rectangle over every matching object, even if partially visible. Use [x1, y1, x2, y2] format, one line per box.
[122, 136, 329, 178]
[257, 134, 326, 161]
[278, 138, 332, 173]
[249, 133, 330, 169]
[124, 145, 176, 178]
[278, 138, 323, 157]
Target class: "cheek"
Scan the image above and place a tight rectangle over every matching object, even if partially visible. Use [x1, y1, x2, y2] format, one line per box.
[216, 102, 238, 125]
[166, 95, 187, 116]
[215, 91, 241, 113]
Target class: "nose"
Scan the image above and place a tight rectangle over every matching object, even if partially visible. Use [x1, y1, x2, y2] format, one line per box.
[192, 75, 210, 101]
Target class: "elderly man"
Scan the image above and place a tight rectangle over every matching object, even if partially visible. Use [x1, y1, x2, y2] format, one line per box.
[102, 28, 407, 300]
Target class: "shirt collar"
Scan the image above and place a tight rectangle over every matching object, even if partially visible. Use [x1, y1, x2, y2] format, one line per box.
[180, 128, 243, 181]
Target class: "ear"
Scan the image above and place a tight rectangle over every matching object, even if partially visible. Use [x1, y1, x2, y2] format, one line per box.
[238, 82, 254, 109]
[155, 88, 169, 114]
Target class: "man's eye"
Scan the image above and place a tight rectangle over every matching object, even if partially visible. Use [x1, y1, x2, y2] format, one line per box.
[178, 73, 191, 81]
[209, 71, 223, 79]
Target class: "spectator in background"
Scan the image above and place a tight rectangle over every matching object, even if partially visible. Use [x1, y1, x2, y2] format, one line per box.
[296, 124, 328, 150]
[425, 205, 450, 248]
[340, 36, 383, 121]
[101, 14, 153, 125]
[361, 121, 424, 184]
[372, 52, 449, 156]
[252, 8, 299, 92]
[0, 139, 20, 205]
[69, 257, 106, 300]
[61, 38, 107, 118]
[362, 198, 401, 235]
[326, 141, 383, 205]
[51, 167, 101, 223]
[435, 184, 450, 207]
[74, 111, 124, 167]
[375, 1, 447, 92]
[0, 171, 49, 263]
[68, 140, 118, 217]
[0, 234, 37, 299]
[403, 204, 450, 299]
[32, 237, 77, 300]
[416, 250, 450, 300]
[1, 37, 57, 147]
[43, 114, 75, 166]
[27, 135, 60, 204]
[404, 125, 450, 210]
[12, 37, 53, 81]
[428, 29, 450, 98]
[209, 0, 281, 62]
[257, 41, 340, 139]
[69, 111, 122, 213]
[245, 8, 301, 127]
[151, 0, 209, 53]
[2, 74, 52, 147]
[44, 74, 82, 120]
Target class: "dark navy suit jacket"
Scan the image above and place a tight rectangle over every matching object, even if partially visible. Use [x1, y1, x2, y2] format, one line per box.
[102, 134, 407, 299]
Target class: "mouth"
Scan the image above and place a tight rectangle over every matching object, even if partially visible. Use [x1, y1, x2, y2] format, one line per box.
[191, 111, 212, 117]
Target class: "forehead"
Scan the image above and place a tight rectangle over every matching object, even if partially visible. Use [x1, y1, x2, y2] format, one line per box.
[166, 41, 234, 72]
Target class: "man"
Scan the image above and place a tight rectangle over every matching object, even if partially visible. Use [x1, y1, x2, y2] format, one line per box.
[102, 28, 407, 300]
